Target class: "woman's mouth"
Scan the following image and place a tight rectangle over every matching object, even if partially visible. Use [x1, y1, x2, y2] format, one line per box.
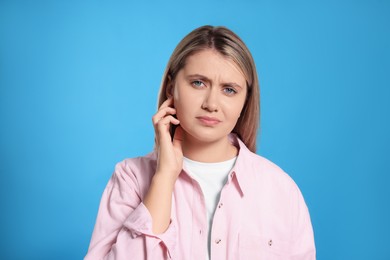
[196, 116, 221, 126]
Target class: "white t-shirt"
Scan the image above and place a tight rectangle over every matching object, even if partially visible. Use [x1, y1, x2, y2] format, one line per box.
[183, 156, 237, 260]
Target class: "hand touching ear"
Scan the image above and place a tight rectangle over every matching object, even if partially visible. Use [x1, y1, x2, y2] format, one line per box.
[152, 97, 183, 179]
[145, 97, 183, 234]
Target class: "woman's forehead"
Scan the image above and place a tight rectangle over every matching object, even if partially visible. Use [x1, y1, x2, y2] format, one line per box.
[179, 50, 247, 85]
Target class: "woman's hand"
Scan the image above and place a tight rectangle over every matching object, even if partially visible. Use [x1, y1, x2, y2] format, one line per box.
[152, 97, 183, 181]
[144, 97, 183, 234]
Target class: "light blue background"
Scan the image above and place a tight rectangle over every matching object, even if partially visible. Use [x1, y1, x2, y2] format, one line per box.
[1, 0, 389, 259]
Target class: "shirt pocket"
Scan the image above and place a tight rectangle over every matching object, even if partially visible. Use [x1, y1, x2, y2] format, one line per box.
[238, 233, 290, 260]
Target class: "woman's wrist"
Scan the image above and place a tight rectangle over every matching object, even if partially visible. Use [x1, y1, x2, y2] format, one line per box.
[153, 170, 178, 186]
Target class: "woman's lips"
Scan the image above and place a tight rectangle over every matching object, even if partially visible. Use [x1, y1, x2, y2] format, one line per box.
[196, 116, 221, 126]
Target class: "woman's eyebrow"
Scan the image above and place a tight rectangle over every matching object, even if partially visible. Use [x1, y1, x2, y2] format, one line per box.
[224, 82, 243, 89]
[186, 74, 211, 82]
[186, 74, 243, 89]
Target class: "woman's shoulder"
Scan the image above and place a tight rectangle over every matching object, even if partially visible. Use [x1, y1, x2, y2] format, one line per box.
[234, 136, 298, 190]
[109, 151, 157, 193]
[236, 152, 307, 210]
[239, 148, 300, 192]
[249, 152, 288, 177]
[115, 151, 157, 171]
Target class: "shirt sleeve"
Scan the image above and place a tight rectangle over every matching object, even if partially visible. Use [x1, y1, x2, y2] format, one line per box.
[84, 160, 177, 260]
[290, 185, 316, 260]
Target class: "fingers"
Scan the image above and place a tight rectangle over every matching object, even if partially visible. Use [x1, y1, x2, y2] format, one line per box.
[156, 115, 180, 147]
[152, 106, 177, 125]
[159, 96, 174, 110]
[152, 97, 176, 125]
[156, 115, 180, 131]
[153, 97, 179, 147]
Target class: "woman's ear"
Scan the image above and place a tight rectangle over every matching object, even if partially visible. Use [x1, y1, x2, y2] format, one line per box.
[165, 75, 174, 98]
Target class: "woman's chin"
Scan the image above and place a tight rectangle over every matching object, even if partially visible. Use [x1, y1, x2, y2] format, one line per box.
[182, 128, 229, 145]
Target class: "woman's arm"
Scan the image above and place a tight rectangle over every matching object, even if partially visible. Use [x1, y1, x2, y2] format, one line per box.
[144, 97, 183, 234]
[85, 161, 175, 260]
[85, 98, 183, 259]
[290, 185, 316, 260]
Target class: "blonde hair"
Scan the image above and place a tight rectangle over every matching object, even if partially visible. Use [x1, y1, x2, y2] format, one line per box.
[157, 25, 260, 152]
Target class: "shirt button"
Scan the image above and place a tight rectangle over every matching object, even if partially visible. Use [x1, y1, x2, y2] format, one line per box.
[268, 239, 273, 246]
[218, 203, 223, 208]
[230, 171, 235, 178]
[215, 238, 221, 244]
[199, 229, 202, 235]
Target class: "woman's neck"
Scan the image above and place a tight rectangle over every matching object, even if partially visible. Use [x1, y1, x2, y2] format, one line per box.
[181, 134, 238, 163]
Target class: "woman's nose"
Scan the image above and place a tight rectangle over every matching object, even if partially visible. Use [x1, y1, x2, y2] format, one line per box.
[201, 89, 219, 112]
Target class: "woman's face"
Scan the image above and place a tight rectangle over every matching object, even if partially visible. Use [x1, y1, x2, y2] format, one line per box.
[172, 49, 247, 144]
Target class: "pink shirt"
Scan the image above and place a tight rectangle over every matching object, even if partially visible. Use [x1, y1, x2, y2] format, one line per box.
[85, 135, 316, 259]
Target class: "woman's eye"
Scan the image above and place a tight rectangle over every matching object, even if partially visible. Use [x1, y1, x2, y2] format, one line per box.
[223, 87, 237, 95]
[192, 80, 204, 88]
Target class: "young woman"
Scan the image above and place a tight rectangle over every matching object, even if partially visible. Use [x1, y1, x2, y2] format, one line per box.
[85, 25, 316, 260]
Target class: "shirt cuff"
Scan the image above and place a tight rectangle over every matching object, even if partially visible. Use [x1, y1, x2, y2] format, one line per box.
[123, 202, 177, 257]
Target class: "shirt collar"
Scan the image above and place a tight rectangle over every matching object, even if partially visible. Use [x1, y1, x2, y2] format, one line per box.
[151, 133, 255, 196]
[228, 133, 254, 197]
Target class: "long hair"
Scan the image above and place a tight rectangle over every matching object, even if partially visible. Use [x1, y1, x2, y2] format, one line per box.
[157, 25, 260, 152]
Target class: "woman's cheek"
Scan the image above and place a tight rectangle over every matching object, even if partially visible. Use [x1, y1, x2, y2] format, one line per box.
[174, 104, 185, 123]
